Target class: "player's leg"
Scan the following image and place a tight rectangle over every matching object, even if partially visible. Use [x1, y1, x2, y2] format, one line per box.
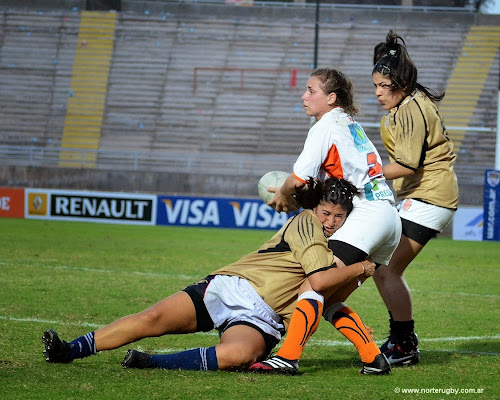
[323, 300, 390, 374]
[118, 290, 218, 370]
[122, 275, 283, 371]
[374, 234, 423, 321]
[321, 201, 398, 373]
[97, 291, 198, 348]
[215, 324, 269, 370]
[249, 204, 381, 374]
[251, 202, 400, 374]
[374, 200, 454, 366]
[373, 234, 423, 366]
[123, 321, 271, 371]
[249, 283, 323, 374]
[43, 291, 198, 363]
[249, 259, 370, 375]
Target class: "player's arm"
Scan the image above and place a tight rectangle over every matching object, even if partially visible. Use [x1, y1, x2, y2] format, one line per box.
[307, 260, 375, 293]
[269, 174, 304, 213]
[386, 100, 426, 180]
[291, 211, 372, 294]
[382, 161, 415, 180]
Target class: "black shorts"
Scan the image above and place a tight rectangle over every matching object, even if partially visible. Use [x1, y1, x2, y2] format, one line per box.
[328, 240, 368, 266]
[183, 275, 279, 359]
[401, 217, 438, 246]
[183, 275, 216, 332]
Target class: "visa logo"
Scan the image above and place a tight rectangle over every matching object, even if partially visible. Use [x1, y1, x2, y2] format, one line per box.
[161, 198, 290, 229]
[229, 201, 290, 228]
[162, 199, 220, 225]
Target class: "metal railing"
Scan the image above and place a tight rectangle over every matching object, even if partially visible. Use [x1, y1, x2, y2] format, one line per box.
[0, 144, 295, 176]
[1, 123, 495, 176]
[127, 0, 475, 13]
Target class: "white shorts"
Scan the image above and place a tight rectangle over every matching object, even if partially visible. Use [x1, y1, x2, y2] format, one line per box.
[329, 198, 402, 265]
[398, 198, 455, 232]
[203, 275, 285, 341]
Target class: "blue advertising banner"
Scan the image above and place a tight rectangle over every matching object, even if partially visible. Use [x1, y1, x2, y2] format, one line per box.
[483, 169, 500, 241]
[452, 207, 483, 241]
[156, 195, 293, 230]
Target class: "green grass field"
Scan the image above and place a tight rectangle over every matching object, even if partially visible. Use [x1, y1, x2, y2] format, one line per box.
[0, 218, 498, 399]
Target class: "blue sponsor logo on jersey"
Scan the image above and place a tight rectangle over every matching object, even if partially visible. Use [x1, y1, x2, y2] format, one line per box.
[349, 122, 373, 153]
[364, 179, 394, 202]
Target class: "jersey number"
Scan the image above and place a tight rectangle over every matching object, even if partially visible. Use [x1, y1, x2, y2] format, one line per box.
[367, 152, 383, 179]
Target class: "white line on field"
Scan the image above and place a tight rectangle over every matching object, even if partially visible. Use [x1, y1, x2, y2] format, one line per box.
[3, 314, 499, 356]
[141, 344, 500, 357]
[0, 260, 198, 281]
[0, 315, 218, 335]
[2, 260, 499, 299]
[0, 315, 104, 329]
[310, 335, 500, 347]
[354, 286, 499, 299]
[146, 347, 500, 356]
[416, 335, 500, 342]
[410, 289, 499, 299]
[428, 349, 500, 356]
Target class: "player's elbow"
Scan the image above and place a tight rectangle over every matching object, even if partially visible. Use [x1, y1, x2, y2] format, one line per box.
[307, 272, 329, 293]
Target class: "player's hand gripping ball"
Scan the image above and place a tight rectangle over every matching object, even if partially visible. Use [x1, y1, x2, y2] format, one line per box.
[258, 171, 289, 205]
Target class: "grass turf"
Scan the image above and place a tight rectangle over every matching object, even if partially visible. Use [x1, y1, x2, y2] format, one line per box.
[0, 218, 498, 399]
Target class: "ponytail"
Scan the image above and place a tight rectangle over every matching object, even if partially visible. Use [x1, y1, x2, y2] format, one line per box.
[373, 29, 444, 102]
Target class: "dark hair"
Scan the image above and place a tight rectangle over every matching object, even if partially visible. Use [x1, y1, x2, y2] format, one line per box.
[294, 177, 358, 214]
[372, 29, 444, 103]
[311, 68, 360, 116]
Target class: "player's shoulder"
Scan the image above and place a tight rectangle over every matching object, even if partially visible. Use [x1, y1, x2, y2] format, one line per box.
[284, 210, 328, 251]
[286, 210, 322, 234]
[394, 95, 424, 125]
[400, 91, 435, 114]
[292, 209, 315, 220]
[311, 111, 351, 141]
[323, 108, 352, 125]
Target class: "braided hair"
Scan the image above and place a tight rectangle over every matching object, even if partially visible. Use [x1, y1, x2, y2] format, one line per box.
[294, 177, 358, 214]
[372, 29, 444, 103]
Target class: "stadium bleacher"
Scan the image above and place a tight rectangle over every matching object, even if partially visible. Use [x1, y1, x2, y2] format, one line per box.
[0, 1, 498, 205]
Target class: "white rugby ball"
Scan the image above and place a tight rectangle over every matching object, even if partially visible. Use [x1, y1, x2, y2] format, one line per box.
[258, 171, 289, 205]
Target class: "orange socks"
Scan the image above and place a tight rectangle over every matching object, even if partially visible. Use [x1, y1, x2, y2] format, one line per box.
[276, 291, 324, 361]
[276, 297, 379, 364]
[330, 304, 380, 363]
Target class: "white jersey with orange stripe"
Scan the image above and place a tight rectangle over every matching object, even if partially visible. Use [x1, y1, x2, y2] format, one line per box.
[293, 108, 394, 204]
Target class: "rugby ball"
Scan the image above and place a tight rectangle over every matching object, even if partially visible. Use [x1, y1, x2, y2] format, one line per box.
[258, 171, 289, 205]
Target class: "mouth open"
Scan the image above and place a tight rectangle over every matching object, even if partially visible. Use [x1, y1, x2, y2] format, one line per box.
[323, 226, 334, 236]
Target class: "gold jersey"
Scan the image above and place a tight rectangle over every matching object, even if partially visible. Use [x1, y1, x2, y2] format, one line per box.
[214, 209, 334, 329]
[380, 90, 459, 209]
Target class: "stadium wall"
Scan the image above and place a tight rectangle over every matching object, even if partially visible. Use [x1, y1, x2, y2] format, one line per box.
[0, 1, 498, 210]
[0, 165, 260, 197]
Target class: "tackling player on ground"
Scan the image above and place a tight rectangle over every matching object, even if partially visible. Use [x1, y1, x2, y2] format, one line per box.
[250, 67, 401, 374]
[42, 177, 384, 374]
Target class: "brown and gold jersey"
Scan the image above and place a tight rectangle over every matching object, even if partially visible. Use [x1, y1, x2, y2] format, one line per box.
[213, 209, 334, 328]
[380, 90, 458, 209]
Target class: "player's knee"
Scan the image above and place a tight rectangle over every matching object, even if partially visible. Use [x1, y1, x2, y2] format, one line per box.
[216, 344, 262, 368]
[374, 264, 389, 279]
[136, 308, 164, 327]
[379, 263, 405, 278]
